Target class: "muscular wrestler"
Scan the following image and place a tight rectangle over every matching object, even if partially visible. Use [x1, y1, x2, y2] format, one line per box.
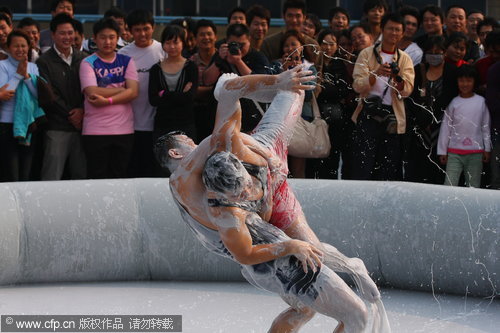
[155, 67, 389, 332]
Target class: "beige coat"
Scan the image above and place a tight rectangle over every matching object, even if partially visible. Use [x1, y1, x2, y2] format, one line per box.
[352, 44, 415, 134]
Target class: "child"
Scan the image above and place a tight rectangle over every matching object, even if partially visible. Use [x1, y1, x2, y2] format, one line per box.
[437, 64, 491, 187]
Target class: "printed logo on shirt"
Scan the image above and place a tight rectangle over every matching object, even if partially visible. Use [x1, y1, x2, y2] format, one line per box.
[85, 53, 131, 87]
[463, 137, 473, 146]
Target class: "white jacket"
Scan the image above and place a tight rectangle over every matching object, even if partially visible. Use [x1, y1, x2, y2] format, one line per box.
[437, 94, 491, 155]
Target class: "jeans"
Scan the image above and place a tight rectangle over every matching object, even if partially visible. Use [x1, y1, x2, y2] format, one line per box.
[444, 153, 483, 188]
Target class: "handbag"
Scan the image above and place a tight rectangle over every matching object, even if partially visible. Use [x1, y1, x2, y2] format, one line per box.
[287, 93, 331, 158]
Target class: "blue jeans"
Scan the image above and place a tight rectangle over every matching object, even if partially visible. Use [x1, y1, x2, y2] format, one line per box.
[444, 153, 483, 188]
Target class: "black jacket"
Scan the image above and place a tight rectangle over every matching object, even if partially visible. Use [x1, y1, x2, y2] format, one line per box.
[148, 60, 198, 129]
[407, 61, 458, 128]
[36, 47, 85, 131]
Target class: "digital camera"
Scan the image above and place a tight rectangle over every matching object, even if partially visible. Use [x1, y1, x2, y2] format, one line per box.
[228, 42, 241, 55]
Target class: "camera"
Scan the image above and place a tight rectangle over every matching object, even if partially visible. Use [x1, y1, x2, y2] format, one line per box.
[227, 42, 241, 55]
[389, 62, 403, 82]
[389, 62, 400, 75]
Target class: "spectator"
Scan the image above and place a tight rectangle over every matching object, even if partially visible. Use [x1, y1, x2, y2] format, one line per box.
[476, 28, 500, 88]
[36, 13, 86, 180]
[270, 30, 317, 178]
[438, 65, 490, 188]
[228, 7, 246, 26]
[466, 10, 484, 48]
[216, 7, 247, 49]
[148, 25, 198, 163]
[445, 32, 468, 67]
[83, 7, 129, 54]
[415, 5, 444, 50]
[350, 23, 373, 55]
[302, 13, 322, 39]
[0, 30, 40, 181]
[397, 6, 423, 65]
[308, 29, 354, 180]
[72, 19, 86, 53]
[337, 28, 354, 63]
[328, 7, 350, 32]
[485, 31, 500, 189]
[0, 13, 13, 58]
[170, 18, 197, 58]
[204, 23, 270, 133]
[106, 7, 128, 42]
[121, 23, 133, 43]
[444, 5, 480, 62]
[405, 35, 458, 184]
[190, 19, 217, 142]
[246, 5, 270, 51]
[79, 18, 139, 179]
[362, 0, 388, 43]
[119, 9, 165, 178]
[351, 13, 415, 181]
[477, 17, 500, 59]
[40, 0, 75, 53]
[260, 0, 318, 63]
[0, 6, 13, 22]
[17, 18, 41, 62]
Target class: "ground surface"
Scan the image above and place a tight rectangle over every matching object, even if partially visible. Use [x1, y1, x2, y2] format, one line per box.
[0, 281, 498, 333]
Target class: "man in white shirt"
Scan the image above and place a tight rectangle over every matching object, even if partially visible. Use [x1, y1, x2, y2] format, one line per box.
[118, 9, 164, 177]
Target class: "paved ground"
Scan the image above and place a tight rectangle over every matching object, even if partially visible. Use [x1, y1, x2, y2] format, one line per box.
[0, 281, 498, 333]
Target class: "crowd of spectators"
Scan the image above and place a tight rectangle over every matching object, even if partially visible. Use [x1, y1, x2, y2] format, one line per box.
[0, 0, 498, 189]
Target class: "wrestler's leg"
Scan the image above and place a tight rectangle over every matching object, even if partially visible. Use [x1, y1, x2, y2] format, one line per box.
[214, 66, 314, 107]
[284, 211, 380, 303]
[268, 295, 316, 333]
[283, 210, 321, 247]
[269, 175, 378, 303]
[252, 90, 304, 153]
[310, 267, 369, 333]
[214, 73, 305, 157]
